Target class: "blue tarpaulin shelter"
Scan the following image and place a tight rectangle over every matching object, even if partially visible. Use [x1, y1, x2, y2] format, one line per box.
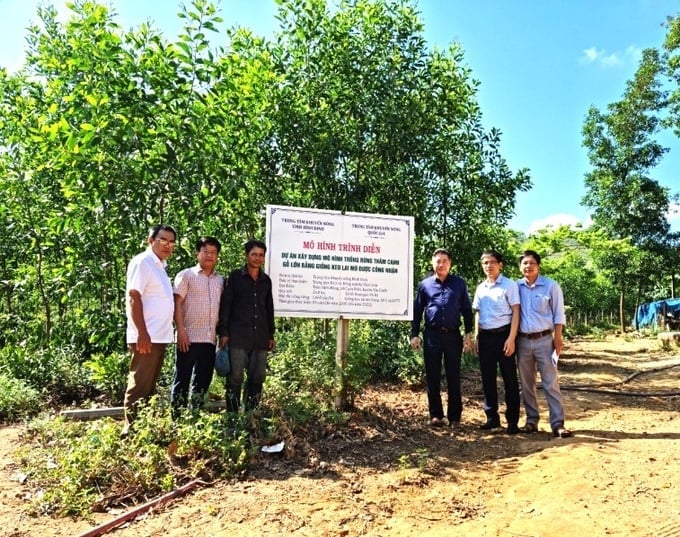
[635, 298, 680, 330]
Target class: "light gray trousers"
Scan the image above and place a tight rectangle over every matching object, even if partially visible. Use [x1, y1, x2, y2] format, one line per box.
[516, 334, 565, 429]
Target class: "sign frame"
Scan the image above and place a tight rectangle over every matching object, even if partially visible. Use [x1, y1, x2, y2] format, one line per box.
[265, 205, 414, 320]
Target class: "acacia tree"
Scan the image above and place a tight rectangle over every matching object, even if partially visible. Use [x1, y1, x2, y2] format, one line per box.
[661, 13, 680, 297]
[520, 226, 619, 325]
[582, 48, 672, 331]
[262, 0, 530, 279]
[0, 0, 273, 351]
[0, 0, 531, 361]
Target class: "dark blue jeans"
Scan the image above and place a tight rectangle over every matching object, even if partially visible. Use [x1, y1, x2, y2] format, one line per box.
[423, 330, 463, 422]
[171, 342, 216, 416]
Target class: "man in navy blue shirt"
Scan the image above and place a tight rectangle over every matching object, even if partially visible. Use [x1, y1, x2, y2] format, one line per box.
[411, 248, 473, 427]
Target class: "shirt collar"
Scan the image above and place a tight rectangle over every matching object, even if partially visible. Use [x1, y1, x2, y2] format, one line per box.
[191, 264, 217, 277]
[484, 273, 504, 287]
[147, 247, 167, 269]
[519, 274, 543, 288]
[240, 264, 262, 279]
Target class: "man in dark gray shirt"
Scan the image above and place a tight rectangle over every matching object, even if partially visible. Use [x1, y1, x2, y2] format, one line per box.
[218, 239, 275, 412]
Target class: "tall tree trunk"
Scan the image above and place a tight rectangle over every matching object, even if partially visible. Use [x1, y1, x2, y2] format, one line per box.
[619, 287, 626, 333]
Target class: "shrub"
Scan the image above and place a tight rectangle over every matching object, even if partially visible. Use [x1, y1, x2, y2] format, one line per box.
[0, 374, 42, 421]
[83, 351, 130, 404]
[17, 397, 250, 517]
[0, 345, 92, 405]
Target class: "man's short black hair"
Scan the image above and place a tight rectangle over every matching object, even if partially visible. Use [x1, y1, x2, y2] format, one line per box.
[149, 224, 177, 240]
[196, 236, 221, 252]
[432, 248, 451, 260]
[481, 249, 504, 264]
[245, 239, 267, 254]
[518, 250, 541, 265]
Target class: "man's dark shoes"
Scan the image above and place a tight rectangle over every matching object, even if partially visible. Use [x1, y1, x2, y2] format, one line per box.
[520, 422, 538, 434]
[430, 417, 444, 427]
[507, 424, 520, 435]
[552, 425, 573, 438]
[479, 417, 501, 430]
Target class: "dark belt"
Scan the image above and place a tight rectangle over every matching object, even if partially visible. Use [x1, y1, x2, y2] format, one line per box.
[479, 324, 511, 334]
[426, 326, 456, 333]
[518, 329, 552, 340]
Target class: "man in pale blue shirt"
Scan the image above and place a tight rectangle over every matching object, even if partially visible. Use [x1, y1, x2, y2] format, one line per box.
[516, 250, 572, 438]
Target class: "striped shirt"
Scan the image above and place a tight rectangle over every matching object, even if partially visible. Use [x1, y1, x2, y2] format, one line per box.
[173, 265, 224, 343]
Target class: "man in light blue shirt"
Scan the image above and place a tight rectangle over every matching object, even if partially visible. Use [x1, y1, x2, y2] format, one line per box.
[516, 250, 572, 438]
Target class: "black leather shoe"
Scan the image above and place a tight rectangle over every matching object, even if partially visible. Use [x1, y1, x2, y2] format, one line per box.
[430, 417, 444, 427]
[479, 418, 501, 430]
[507, 424, 520, 435]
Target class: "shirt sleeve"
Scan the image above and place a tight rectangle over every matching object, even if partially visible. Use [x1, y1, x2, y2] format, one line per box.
[507, 280, 520, 306]
[459, 280, 473, 334]
[127, 256, 150, 295]
[550, 280, 567, 325]
[217, 273, 233, 337]
[173, 268, 189, 298]
[266, 277, 275, 339]
[471, 284, 480, 311]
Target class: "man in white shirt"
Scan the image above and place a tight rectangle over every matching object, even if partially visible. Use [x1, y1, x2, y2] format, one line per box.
[122, 224, 177, 435]
[472, 250, 521, 434]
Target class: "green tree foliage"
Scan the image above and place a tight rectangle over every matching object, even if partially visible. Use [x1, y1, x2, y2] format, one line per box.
[0, 0, 528, 361]
[520, 225, 619, 325]
[663, 12, 680, 136]
[0, 0, 272, 354]
[581, 48, 673, 330]
[661, 13, 680, 298]
[582, 48, 670, 245]
[262, 0, 530, 278]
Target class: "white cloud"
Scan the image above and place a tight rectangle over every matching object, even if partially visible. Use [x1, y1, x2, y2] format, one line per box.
[527, 213, 591, 235]
[526, 206, 678, 235]
[580, 45, 641, 68]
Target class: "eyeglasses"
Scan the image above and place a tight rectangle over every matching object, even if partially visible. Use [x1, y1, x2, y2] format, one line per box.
[156, 237, 177, 246]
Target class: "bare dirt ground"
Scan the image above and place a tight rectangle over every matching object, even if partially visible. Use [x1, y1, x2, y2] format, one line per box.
[2, 335, 680, 537]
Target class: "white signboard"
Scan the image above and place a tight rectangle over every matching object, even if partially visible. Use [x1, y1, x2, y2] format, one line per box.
[265, 205, 414, 320]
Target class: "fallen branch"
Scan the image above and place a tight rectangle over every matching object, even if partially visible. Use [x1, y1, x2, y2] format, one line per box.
[558, 385, 680, 397]
[77, 479, 206, 537]
[551, 361, 680, 397]
[621, 362, 680, 384]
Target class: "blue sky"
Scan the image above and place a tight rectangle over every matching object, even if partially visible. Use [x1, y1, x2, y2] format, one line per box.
[1, 0, 679, 234]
